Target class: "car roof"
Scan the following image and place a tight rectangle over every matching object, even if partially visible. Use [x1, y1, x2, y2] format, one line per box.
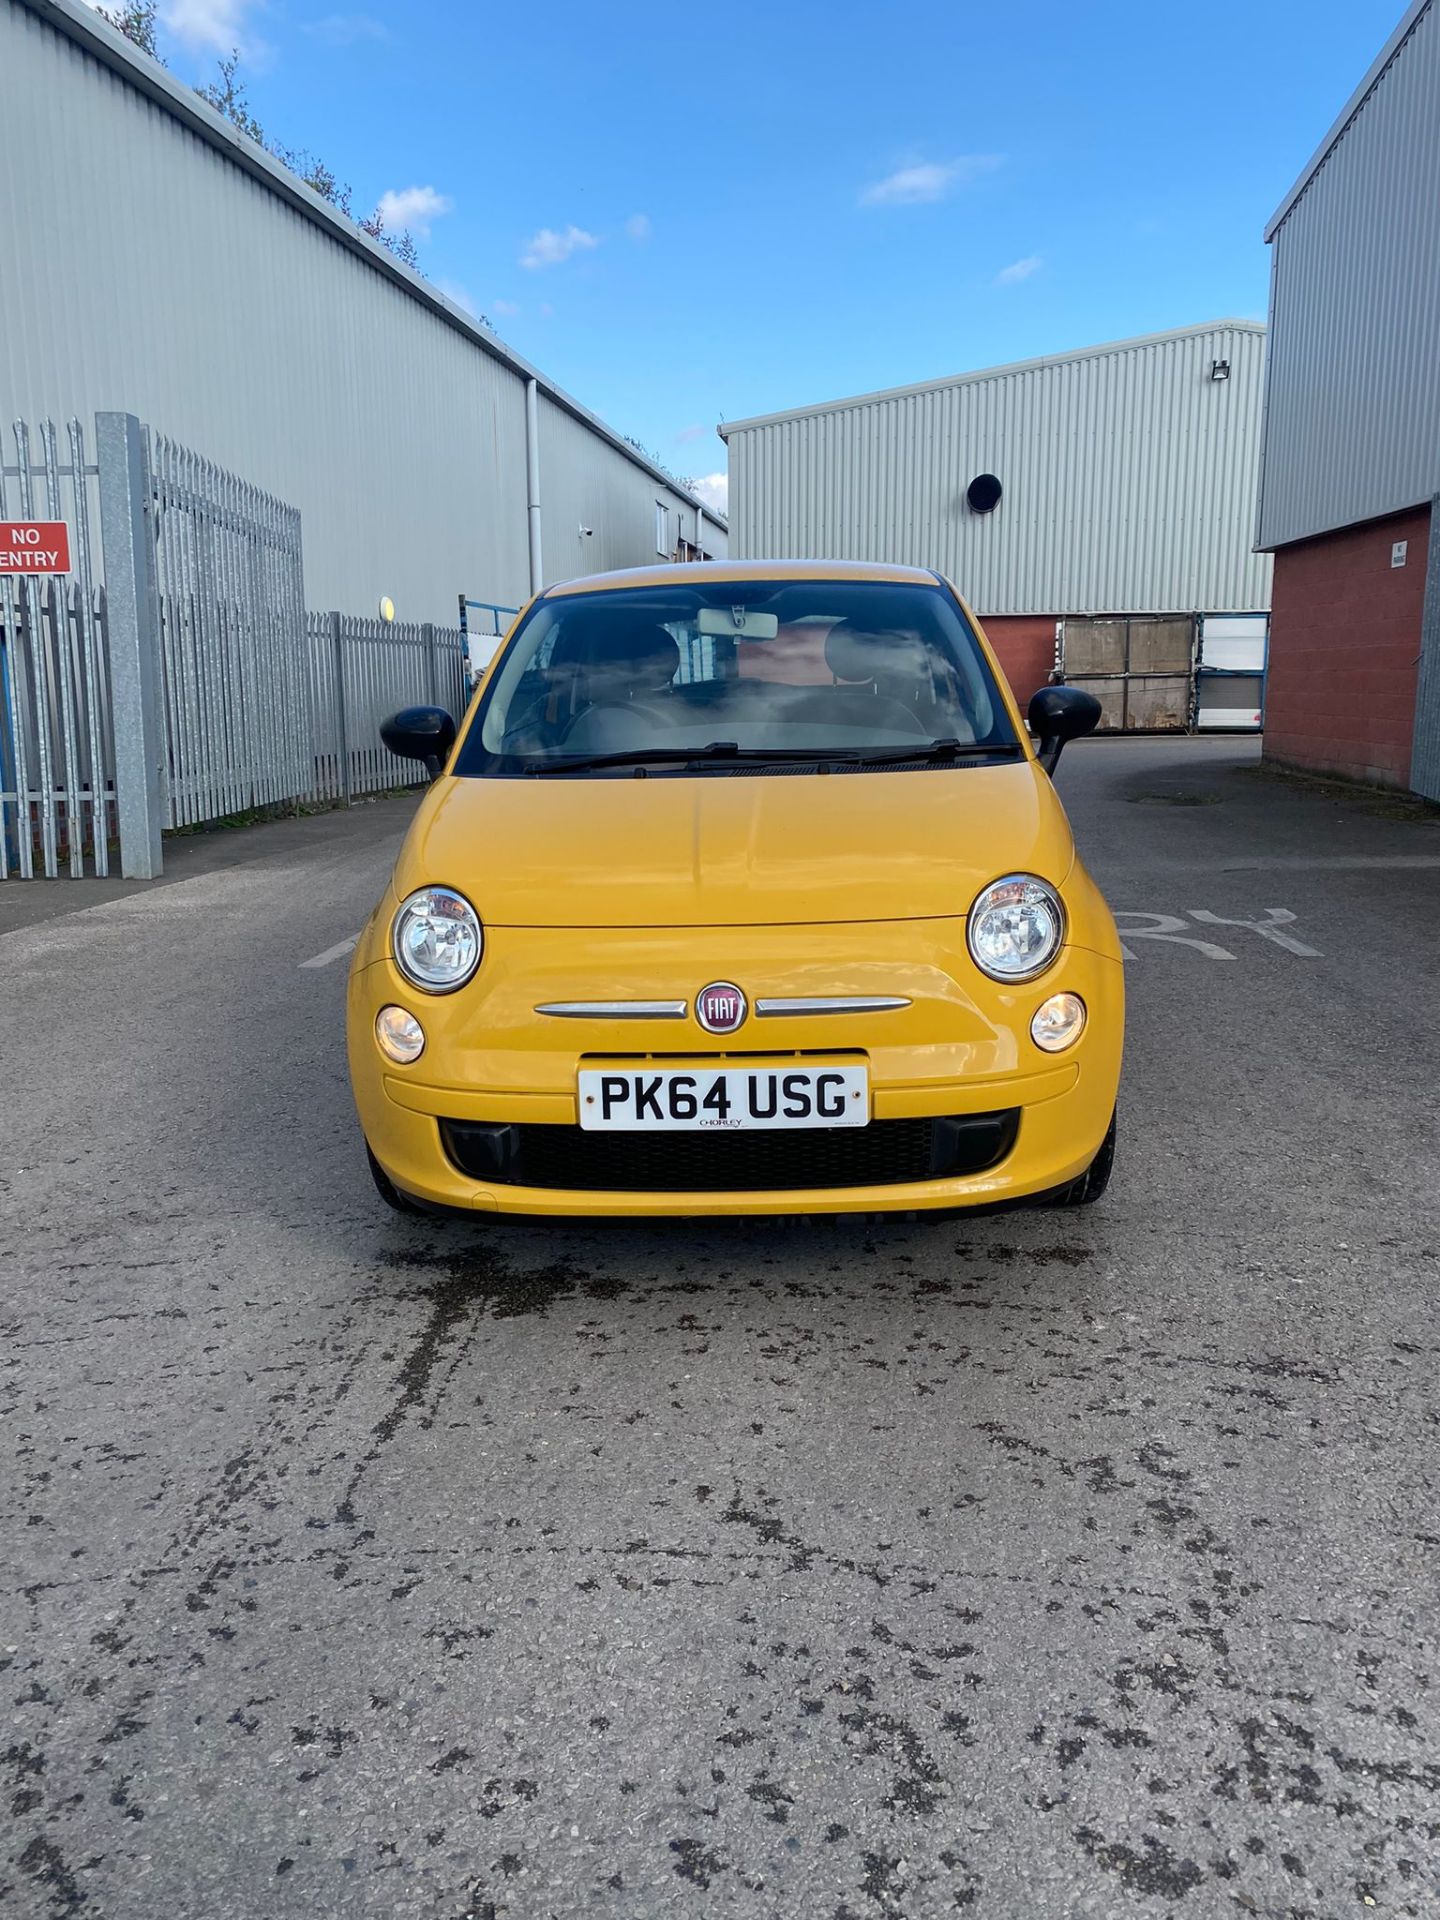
[541, 558, 943, 598]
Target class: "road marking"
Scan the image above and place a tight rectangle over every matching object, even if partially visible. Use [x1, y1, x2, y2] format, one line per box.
[300, 934, 359, 970]
[1112, 912, 1237, 962]
[1188, 907, 1322, 957]
[1113, 906, 1322, 962]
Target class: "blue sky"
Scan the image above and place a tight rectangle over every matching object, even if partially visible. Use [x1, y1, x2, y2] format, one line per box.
[138, 0, 1402, 513]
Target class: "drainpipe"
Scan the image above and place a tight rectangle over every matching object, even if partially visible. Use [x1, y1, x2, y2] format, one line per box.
[525, 377, 543, 593]
[695, 501, 705, 560]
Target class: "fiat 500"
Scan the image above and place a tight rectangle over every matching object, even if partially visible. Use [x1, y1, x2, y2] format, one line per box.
[347, 560, 1121, 1218]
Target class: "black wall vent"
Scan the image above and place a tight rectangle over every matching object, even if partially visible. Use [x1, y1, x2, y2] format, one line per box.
[967, 473, 1003, 514]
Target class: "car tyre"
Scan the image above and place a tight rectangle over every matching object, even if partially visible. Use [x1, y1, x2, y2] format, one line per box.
[367, 1143, 426, 1215]
[1044, 1109, 1116, 1208]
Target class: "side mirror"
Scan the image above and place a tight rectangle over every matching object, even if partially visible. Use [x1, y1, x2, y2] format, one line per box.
[1027, 685, 1101, 775]
[380, 705, 456, 779]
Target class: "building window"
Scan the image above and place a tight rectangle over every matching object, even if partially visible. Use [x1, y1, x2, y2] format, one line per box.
[656, 502, 671, 556]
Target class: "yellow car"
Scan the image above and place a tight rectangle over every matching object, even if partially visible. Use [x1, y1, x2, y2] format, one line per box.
[347, 560, 1121, 1218]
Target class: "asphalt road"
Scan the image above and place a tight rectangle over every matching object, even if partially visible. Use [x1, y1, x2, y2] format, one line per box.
[3, 737, 1439, 1920]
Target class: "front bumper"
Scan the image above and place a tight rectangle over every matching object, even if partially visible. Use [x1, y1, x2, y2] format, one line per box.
[347, 915, 1123, 1218]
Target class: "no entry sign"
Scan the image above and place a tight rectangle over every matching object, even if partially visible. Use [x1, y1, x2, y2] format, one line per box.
[0, 520, 72, 574]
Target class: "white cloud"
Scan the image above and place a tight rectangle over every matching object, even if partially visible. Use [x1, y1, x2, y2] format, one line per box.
[159, 0, 260, 53]
[995, 254, 1042, 285]
[624, 212, 652, 242]
[435, 278, 477, 316]
[305, 13, 388, 44]
[859, 156, 1000, 208]
[676, 423, 708, 445]
[375, 184, 452, 239]
[491, 297, 520, 317]
[520, 224, 600, 270]
[691, 471, 728, 516]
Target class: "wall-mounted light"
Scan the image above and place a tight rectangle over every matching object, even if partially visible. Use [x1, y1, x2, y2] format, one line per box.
[378, 595, 396, 622]
[1210, 359, 1230, 382]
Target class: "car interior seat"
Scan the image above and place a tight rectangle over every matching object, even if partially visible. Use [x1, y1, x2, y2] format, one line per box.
[819, 621, 932, 734]
[583, 624, 682, 703]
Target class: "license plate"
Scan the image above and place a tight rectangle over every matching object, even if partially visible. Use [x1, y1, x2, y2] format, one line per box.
[578, 1064, 870, 1131]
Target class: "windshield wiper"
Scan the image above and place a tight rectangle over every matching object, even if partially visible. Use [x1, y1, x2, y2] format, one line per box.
[844, 738, 1024, 768]
[524, 741, 752, 776]
[524, 737, 1022, 776]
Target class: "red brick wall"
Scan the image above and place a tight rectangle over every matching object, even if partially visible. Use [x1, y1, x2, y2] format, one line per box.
[977, 615, 1059, 707]
[1264, 505, 1428, 788]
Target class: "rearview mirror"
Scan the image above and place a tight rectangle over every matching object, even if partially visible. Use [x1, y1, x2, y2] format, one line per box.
[1027, 685, 1101, 775]
[696, 607, 780, 640]
[380, 705, 456, 779]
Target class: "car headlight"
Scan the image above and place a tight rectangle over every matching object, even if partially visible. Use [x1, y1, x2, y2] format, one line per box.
[391, 886, 483, 993]
[967, 874, 1065, 982]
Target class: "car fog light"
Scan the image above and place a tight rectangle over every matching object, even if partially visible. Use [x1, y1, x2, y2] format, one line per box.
[1031, 992, 1086, 1053]
[376, 1005, 425, 1064]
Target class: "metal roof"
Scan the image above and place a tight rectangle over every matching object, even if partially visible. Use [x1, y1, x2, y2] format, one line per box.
[22, 0, 724, 526]
[717, 321, 1266, 438]
[1264, 0, 1434, 241]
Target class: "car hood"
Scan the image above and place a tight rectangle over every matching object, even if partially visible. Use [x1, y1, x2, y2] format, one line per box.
[395, 762, 1074, 928]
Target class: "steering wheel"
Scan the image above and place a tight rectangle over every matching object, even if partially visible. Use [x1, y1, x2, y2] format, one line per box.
[560, 700, 670, 744]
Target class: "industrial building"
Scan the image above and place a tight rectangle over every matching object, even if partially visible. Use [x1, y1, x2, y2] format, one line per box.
[720, 322, 1272, 728]
[1256, 0, 1440, 798]
[0, 0, 724, 628]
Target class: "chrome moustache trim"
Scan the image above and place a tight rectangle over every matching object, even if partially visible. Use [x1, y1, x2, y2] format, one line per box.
[755, 996, 911, 1017]
[535, 1000, 688, 1019]
[534, 995, 912, 1019]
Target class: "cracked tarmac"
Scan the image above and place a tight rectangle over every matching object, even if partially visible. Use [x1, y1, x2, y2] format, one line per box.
[3, 737, 1439, 1918]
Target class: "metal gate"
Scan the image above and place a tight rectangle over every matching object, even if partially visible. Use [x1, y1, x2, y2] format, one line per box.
[150, 432, 309, 827]
[4, 411, 506, 882]
[4, 413, 310, 878]
[1059, 615, 1196, 731]
[1, 420, 114, 878]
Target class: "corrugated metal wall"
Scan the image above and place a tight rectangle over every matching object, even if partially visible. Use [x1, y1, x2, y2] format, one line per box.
[724, 324, 1272, 616]
[0, 0, 719, 624]
[1257, 0, 1439, 550]
[536, 399, 712, 581]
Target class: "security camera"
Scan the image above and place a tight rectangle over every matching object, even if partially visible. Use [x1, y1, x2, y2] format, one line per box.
[579, 524, 594, 537]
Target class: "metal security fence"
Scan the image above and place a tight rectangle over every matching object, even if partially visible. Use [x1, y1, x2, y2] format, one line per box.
[308, 612, 467, 805]
[151, 432, 310, 828]
[1, 420, 114, 878]
[3, 410, 500, 882]
[3, 410, 310, 878]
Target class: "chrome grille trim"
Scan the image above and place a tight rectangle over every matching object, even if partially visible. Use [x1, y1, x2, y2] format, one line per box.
[753, 996, 912, 1017]
[534, 1000, 688, 1019]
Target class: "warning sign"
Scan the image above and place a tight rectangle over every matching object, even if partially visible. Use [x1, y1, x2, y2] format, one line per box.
[0, 521, 72, 575]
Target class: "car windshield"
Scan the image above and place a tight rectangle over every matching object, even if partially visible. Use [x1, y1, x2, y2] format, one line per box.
[459, 579, 1019, 777]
